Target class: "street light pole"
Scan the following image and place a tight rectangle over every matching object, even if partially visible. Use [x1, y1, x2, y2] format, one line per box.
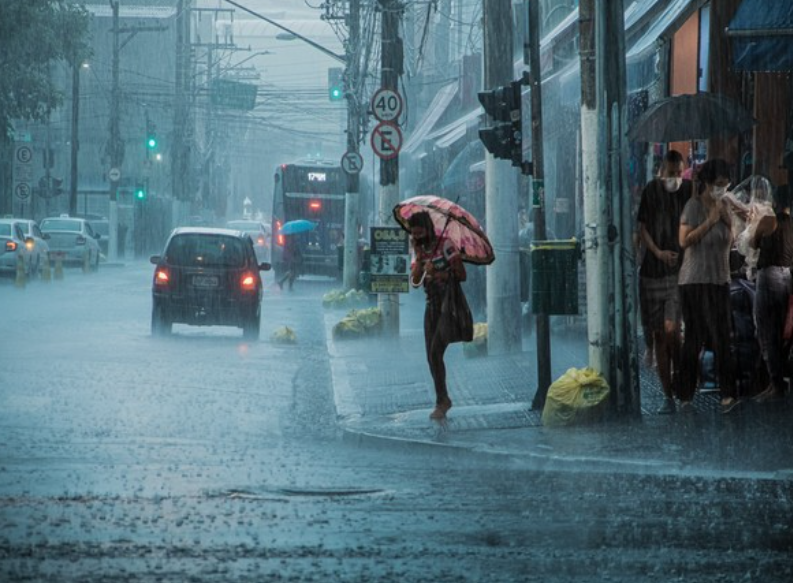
[342, 0, 361, 291]
[69, 62, 80, 217]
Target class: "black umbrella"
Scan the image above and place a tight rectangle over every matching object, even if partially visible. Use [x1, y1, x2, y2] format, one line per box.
[627, 92, 756, 143]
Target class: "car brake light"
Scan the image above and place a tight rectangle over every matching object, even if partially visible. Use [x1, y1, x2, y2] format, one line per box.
[5, 241, 17, 252]
[76, 235, 86, 245]
[155, 268, 169, 286]
[240, 273, 257, 291]
[257, 236, 265, 246]
[276, 220, 284, 246]
[309, 200, 321, 211]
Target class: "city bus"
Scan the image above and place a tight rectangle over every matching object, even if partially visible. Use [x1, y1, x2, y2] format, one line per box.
[271, 159, 352, 278]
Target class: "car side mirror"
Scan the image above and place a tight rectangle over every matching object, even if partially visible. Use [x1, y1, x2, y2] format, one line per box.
[94, 233, 101, 240]
[42, 233, 51, 240]
[150, 255, 162, 265]
[258, 262, 272, 271]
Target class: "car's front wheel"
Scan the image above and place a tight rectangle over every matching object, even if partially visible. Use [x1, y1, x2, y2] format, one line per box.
[242, 307, 260, 341]
[151, 303, 172, 337]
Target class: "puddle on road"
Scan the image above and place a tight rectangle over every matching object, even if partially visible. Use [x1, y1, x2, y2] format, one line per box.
[215, 487, 387, 500]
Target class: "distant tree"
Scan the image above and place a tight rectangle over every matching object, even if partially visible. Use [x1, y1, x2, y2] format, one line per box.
[0, 0, 91, 137]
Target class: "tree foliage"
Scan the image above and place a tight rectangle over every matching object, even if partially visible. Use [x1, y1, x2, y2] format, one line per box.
[0, 0, 91, 138]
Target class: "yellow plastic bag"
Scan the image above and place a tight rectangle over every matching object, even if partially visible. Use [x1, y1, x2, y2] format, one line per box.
[332, 307, 382, 340]
[271, 326, 297, 344]
[541, 367, 610, 427]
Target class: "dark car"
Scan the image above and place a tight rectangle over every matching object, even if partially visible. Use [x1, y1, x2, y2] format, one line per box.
[150, 227, 271, 340]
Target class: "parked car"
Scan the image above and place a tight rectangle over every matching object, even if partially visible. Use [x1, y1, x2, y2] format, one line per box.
[0, 219, 35, 278]
[39, 215, 102, 270]
[226, 219, 271, 262]
[150, 227, 272, 339]
[15, 219, 51, 274]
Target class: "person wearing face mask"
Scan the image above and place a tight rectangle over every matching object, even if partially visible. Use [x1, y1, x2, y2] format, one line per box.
[677, 158, 740, 414]
[637, 150, 692, 414]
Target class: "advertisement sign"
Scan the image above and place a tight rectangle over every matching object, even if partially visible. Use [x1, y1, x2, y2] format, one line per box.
[369, 226, 410, 293]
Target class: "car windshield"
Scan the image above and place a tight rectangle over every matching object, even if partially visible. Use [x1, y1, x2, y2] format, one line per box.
[0, 224, 11, 236]
[166, 234, 245, 268]
[41, 219, 82, 232]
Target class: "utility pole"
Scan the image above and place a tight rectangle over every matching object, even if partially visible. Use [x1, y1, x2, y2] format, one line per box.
[173, 0, 191, 226]
[526, 0, 552, 408]
[342, 0, 361, 291]
[69, 62, 80, 217]
[483, 0, 521, 354]
[108, 0, 121, 262]
[579, 0, 638, 414]
[377, 0, 402, 336]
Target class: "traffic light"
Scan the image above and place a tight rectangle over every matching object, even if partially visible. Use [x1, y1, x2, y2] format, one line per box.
[134, 184, 146, 201]
[146, 121, 158, 150]
[328, 67, 344, 101]
[478, 86, 513, 160]
[478, 79, 529, 173]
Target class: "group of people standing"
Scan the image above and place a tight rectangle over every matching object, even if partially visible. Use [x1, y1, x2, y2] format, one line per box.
[638, 151, 793, 415]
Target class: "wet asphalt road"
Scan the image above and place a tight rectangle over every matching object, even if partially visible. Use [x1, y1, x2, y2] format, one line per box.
[0, 263, 791, 582]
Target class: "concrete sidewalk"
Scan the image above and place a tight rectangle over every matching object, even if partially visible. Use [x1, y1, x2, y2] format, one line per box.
[324, 291, 793, 481]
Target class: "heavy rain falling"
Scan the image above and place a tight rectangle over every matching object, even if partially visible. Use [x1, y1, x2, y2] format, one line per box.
[1, 0, 792, 581]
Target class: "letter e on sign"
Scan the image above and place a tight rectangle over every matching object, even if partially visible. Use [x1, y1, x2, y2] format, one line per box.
[371, 121, 402, 160]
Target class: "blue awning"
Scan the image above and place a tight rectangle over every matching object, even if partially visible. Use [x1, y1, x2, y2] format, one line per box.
[727, 0, 793, 72]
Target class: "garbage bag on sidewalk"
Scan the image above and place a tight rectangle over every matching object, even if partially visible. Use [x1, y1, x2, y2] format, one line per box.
[542, 367, 610, 427]
[332, 307, 382, 340]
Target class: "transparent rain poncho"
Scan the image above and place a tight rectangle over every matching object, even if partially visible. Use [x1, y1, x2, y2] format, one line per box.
[724, 175, 776, 279]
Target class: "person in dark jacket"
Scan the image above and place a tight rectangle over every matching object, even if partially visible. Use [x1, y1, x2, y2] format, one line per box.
[751, 185, 793, 402]
[637, 150, 692, 414]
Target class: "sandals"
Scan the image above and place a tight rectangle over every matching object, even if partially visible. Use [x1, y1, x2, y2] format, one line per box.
[429, 398, 453, 420]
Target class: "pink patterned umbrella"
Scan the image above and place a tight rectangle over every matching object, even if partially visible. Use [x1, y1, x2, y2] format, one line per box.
[393, 195, 495, 265]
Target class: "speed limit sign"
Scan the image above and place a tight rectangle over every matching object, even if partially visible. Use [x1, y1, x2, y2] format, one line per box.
[371, 88, 403, 122]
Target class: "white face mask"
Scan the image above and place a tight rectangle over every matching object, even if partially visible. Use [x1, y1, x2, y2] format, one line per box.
[710, 185, 729, 199]
[662, 177, 682, 192]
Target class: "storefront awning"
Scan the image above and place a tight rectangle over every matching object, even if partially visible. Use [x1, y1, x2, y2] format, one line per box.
[425, 108, 483, 150]
[626, 0, 700, 64]
[402, 82, 459, 155]
[727, 0, 793, 72]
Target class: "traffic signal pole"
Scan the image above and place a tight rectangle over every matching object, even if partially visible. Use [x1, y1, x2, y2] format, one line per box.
[377, 0, 402, 337]
[483, 0, 521, 355]
[527, 0, 552, 409]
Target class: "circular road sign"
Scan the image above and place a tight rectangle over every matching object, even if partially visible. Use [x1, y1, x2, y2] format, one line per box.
[15, 145, 33, 164]
[15, 183, 31, 200]
[370, 121, 403, 160]
[108, 167, 122, 182]
[341, 151, 364, 175]
[371, 88, 403, 122]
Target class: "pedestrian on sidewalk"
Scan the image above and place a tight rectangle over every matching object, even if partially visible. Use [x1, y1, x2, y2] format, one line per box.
[751, 184, 793, 403]
[637, 150, 692, 414]
[408, 211, 469, 421]
[677, 158, 739, 414]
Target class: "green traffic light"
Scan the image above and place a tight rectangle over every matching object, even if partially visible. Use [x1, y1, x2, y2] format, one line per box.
[135, 188, 146, 200]
[147, 137, 157, 149]
[329, 87, 343, 101]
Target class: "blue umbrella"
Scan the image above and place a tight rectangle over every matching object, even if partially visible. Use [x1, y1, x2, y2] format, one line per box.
[279, 219, 317, 235]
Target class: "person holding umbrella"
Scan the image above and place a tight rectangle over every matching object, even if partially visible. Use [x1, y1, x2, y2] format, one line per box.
[394, 195, 494, 421]
[408, 211, 468, 421]
[677, 158, 739, 414]
[277, 235, 302, 291]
